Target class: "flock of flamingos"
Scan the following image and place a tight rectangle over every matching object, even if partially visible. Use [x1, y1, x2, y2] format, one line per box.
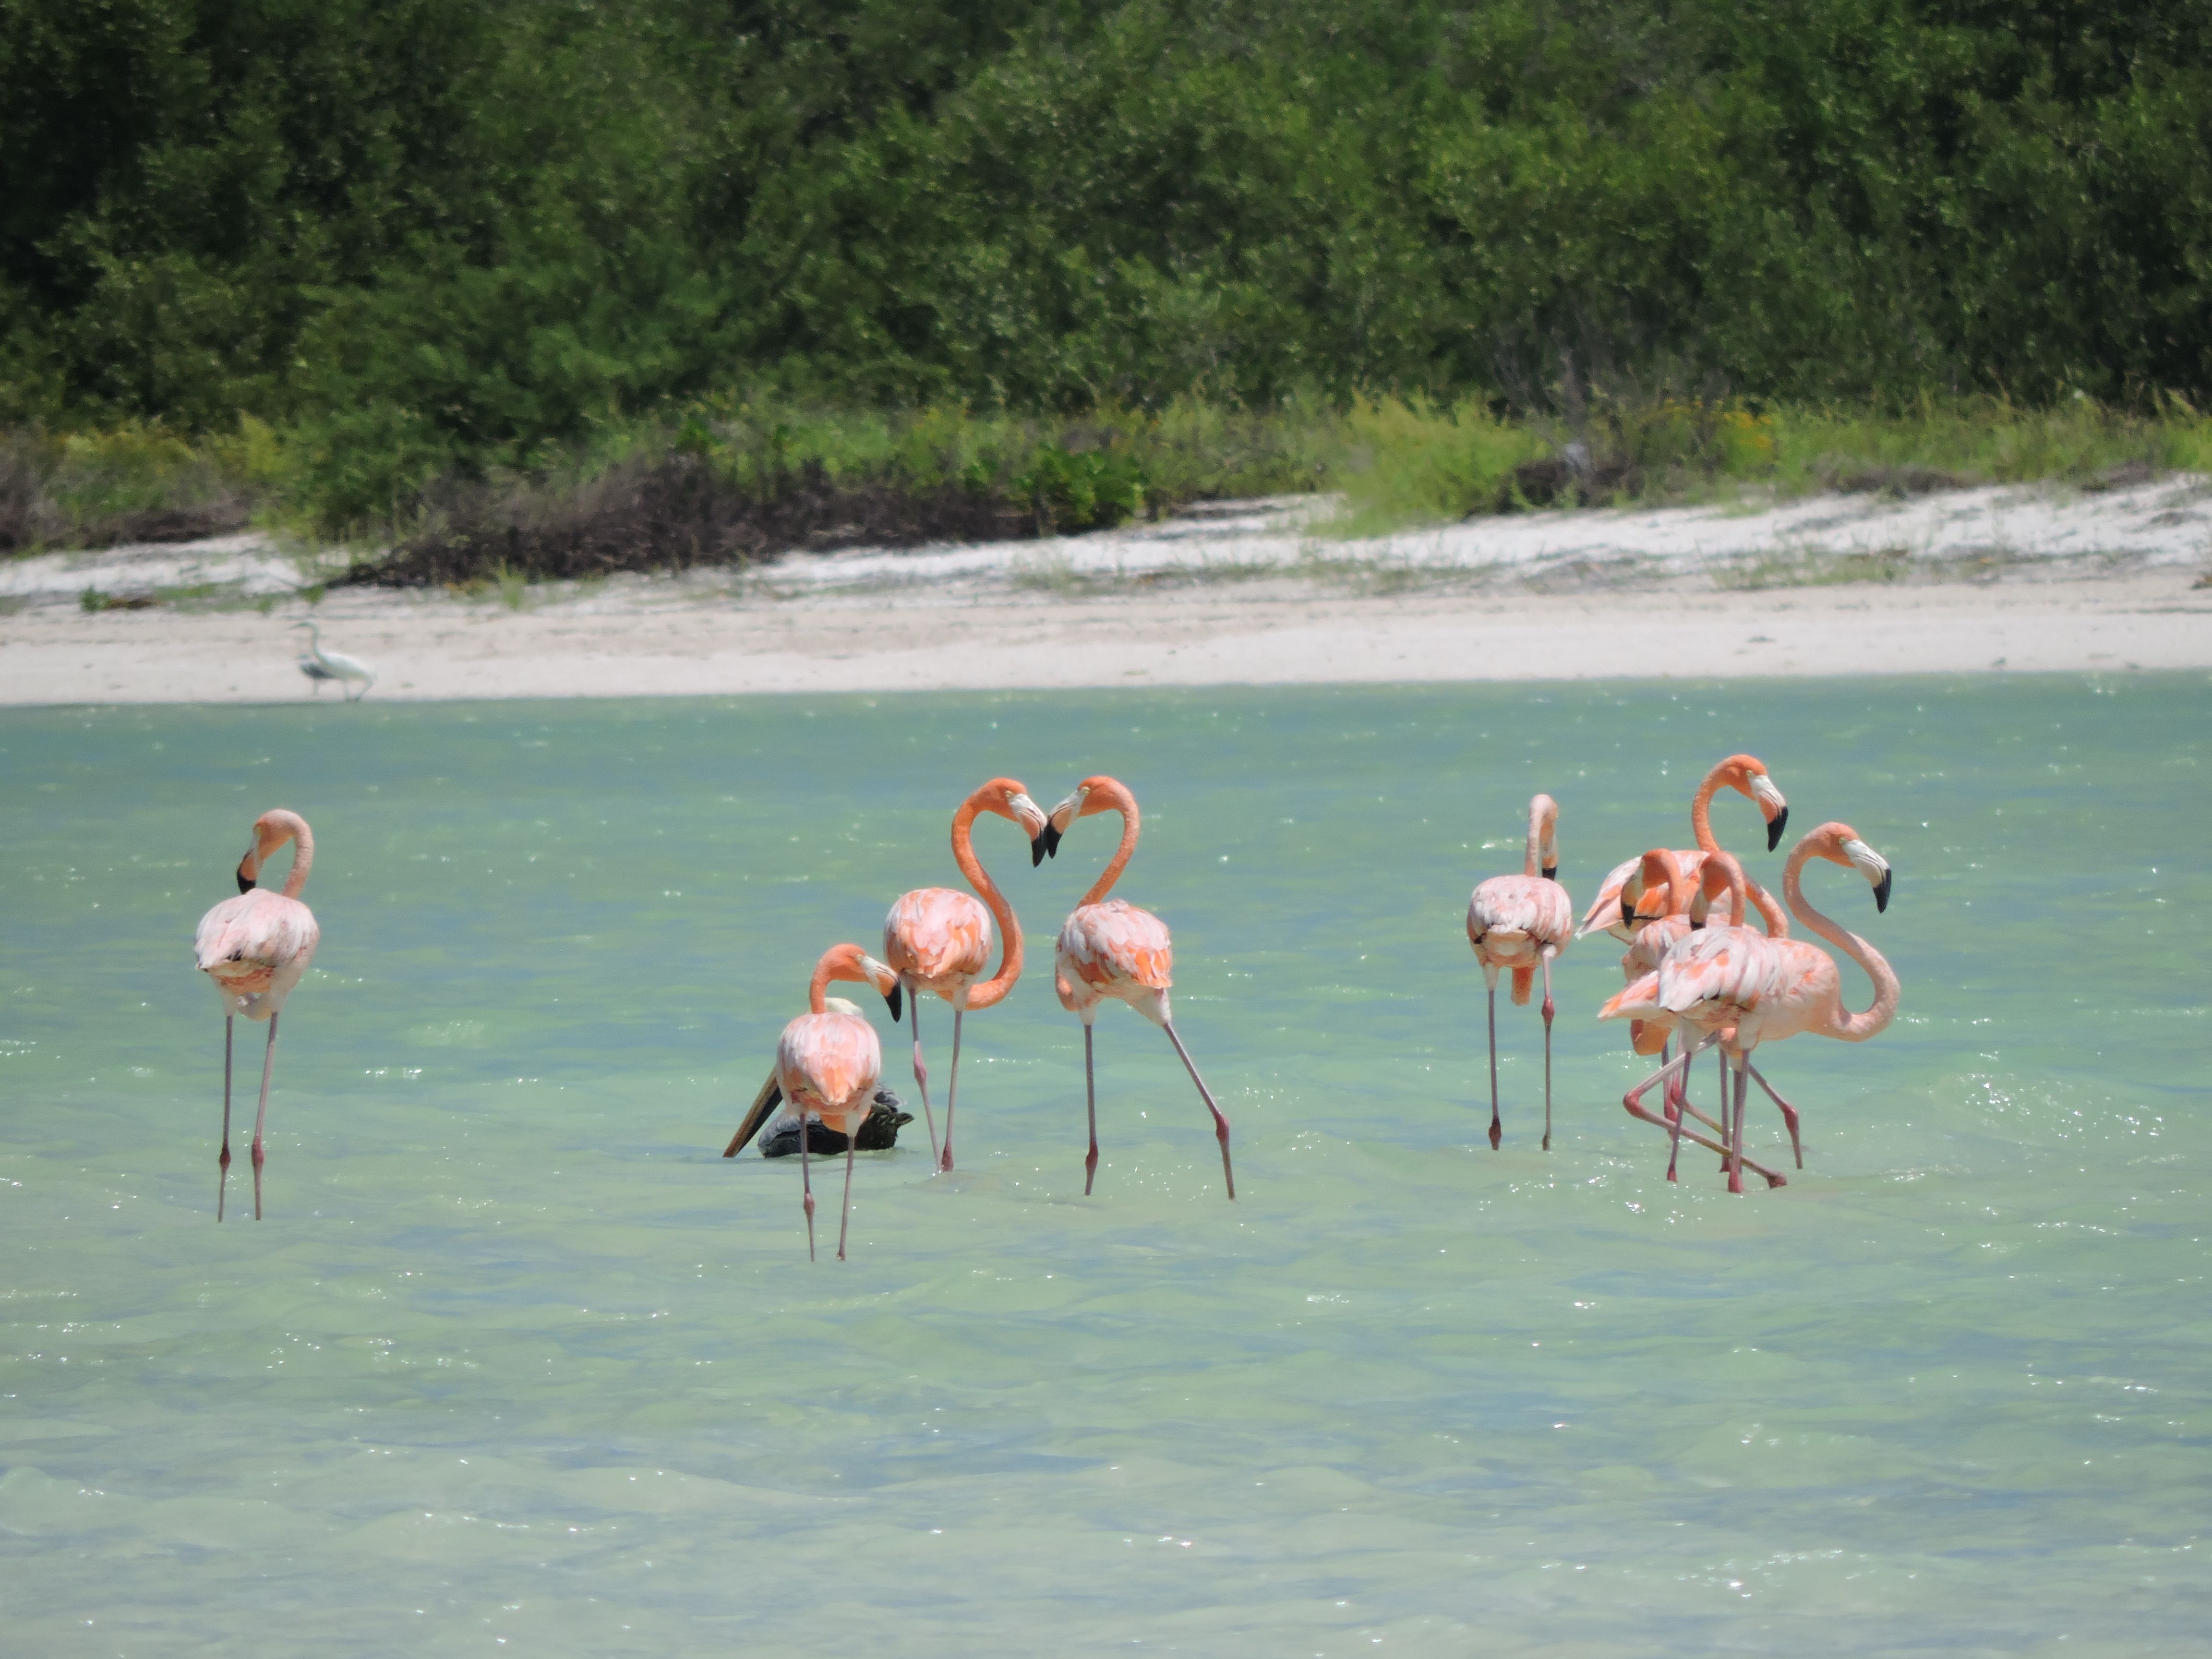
[192, 753, 1898, 1259]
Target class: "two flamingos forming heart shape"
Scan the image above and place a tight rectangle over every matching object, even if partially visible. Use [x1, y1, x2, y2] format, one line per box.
[194, 754, 1896, 1258]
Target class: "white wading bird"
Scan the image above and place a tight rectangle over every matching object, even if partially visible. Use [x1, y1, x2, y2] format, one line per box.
[294, 621, 376, 700]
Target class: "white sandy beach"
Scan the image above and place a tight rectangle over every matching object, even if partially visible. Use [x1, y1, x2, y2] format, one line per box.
[3, 481, 2208, 704]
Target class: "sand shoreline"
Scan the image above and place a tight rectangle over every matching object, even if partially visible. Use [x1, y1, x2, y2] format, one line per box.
[4, 487, 2209, 705]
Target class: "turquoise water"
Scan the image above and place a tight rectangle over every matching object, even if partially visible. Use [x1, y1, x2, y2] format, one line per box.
[2, 678, 2207, 1656]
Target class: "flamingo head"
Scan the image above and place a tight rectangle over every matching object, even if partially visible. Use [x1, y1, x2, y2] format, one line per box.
[1620, 849, 1678, 929]
[1719, 754, 1790, 849]
[237, 809, 310, 894]
[814, 943, 903, 1021]
[1693, 850, 1748, 929]
[1529, 792, 1561, 880]
[968, 778, 1050, 865]
[1832, 825, 1893, 913]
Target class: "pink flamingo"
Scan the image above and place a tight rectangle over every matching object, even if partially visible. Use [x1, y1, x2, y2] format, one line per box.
[1577, 753, 1791, 944]
[192, 810, 321, 1221]
[1604, 827, 1897, 1192]
[754, 944, 903, 1261]
[883, 778, 1049, 1174]
[1616, 850, 1767, 1179]
[1581, 754, 1793, 1138]
[1041, 776, 1234, 1199]
[1467, 793, 1574, 1151]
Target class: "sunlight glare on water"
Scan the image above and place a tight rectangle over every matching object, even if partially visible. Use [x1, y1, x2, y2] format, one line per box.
[1, 677, 2207, 1655]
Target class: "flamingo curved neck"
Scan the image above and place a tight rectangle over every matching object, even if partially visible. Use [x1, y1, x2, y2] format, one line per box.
[1783, 845, 1899, 1042]
[252, 812, 314, 899]
[1080, 780, 1141, 907]
[807, 953, 859, 1014]
[1523, 794, 1556, 878]
[952, 797, 1023, 1010]
[1690, 763, 1785, 937]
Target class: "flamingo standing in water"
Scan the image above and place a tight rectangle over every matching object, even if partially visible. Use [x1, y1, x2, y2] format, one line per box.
[1040, 776, 1234, 1198]
[1467, 793, 1574, 1151]
[1579, 753, 1792, 1134]
[192, 810, 321, 1220]
[1603, 826, 1897, 1192]
[883, 778, 1049, 1173]
[750, 944, 903, 1260]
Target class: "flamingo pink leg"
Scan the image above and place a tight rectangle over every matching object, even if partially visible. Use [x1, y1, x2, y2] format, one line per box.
[216, 1016, 234, 1222]
[837, 1135, 856, 1262]
[1727, 1053, 1749, 1195]
[1539, 951, 1556, 1153]
[1747, 1061, 1803, 1167]
[1483, 978, 1502, 1151]
[250, 1013, 279, 1221]
[799, 1116, 817, 1262]
[1162, 1021, 1233, 1200]
[907, 991, 939, 1166]
[938, 991, 969, 1174]
[1082, 1022, 1100, 1196]
[1624, 1041, 1786, 1189]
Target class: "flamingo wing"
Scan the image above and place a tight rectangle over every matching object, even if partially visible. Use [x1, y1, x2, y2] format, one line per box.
[884, 887, 993, 985]
[1578, 849, 1711, 939]
[777, 1011, 883, 1118]
[194, 891, 320, 989]
[1058, 899, 1174, 993]
[1655, 926, 1777, 1017]
[1470, 875, 1574, 948]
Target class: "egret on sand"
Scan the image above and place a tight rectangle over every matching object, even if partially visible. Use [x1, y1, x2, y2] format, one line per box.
[294, 621, 375, 700]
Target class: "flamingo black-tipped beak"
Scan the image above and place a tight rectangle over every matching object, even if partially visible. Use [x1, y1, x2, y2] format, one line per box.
[235, 856, 256, 894]
[1873, 868, 1893, 913]
[1619, 892, 1637, 926]
[885, 983, 904, 1022]
[1035, 822, 1062, 863]
[1767, 805, 1790, 851]
[1541, 864, 1557, 881]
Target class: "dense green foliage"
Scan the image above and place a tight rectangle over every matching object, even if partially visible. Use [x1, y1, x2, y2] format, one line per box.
[5, 0, 2211, 537]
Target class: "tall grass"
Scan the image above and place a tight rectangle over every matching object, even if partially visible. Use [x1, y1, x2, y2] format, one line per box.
[6, 397, 2210, 575]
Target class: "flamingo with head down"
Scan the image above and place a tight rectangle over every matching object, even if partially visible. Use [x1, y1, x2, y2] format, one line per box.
[1040, 776, 1234, 1199]
[753, 944, 903, 1260]
[1603, 826, 1898, 1192]
[193, 810, 321, 1221]
[882, 778, 1049, 1174]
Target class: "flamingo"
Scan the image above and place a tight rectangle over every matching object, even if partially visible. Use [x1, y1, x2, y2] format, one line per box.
[1039, 776, 1234, 1199]
[1577, 753, 1791, 945]
[293, 622, 376, 700]
[192, 810, 321, 1221]
[1466, 793, 1574, 1151]
[1616, 849, 1765, 1178]
[1603, 826, 1897, 1192]
[1580, 753, 1793, 1136]
[750, 945, 903, 1260]
[883, 778, 1049, 1174]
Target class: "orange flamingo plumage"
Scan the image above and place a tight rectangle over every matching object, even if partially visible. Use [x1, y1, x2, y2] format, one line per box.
[1467, 793, 1574, 1150]
[882, 778, 1049, 1173]
[1603, 827, 1897, 1192]
[1040, 776, 1234, 1200]
[192, 810, 321, 1221]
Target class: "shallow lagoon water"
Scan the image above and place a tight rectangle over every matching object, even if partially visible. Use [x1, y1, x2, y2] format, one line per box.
[2, 677, 2207, 1655]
